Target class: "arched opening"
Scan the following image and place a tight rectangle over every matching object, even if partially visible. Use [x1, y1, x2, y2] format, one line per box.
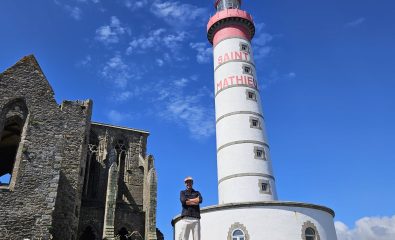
[83, 132, 100, 198]
[115, 139, 127, 167]
[232, 229, 245, 240]
[115, 139, 127, 201]
[79, 226, 96, 240]
[305, 227, 316, 240]
[86, 151, 100, 199]
[0, 100, 28, 187]
[118, 227, 130, 240]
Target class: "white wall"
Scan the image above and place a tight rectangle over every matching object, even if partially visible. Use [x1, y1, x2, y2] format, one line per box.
[174, 204, 338, 240]
[213, 36, 277, 203]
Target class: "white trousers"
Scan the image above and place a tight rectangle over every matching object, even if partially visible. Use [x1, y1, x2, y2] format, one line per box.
[179, 217, 201, 240]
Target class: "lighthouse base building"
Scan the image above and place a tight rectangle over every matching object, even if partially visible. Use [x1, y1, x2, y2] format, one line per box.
[173, 202, 337, 239]
[172, 1, 337, 239]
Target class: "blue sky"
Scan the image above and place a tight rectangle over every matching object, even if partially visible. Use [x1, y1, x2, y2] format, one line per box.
[1, 0, 395, 239]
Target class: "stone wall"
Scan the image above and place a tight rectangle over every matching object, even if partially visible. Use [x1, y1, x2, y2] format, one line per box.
[0, 55, 91, 239]
[78, 123, 155, 239]
[0, 55, 160, 240]
[51, 100, 92, 240]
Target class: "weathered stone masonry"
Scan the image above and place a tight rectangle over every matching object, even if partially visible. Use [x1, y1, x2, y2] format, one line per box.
[0, 55, 163, 240]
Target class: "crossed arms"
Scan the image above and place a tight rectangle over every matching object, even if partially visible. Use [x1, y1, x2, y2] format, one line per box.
[180, 191, 203, 206]
[186, 197, 200, 206]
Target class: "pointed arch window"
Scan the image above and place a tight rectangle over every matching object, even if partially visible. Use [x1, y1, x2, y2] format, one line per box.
[115, 139, 129, 201]
[83, 132, 100, 199]
[0, 99, 28, 189]
[115, 139, 127, 166]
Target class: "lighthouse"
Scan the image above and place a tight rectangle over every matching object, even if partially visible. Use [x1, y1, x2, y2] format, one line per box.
[208, 0, 277, 204]
[172, 1, 338, 239]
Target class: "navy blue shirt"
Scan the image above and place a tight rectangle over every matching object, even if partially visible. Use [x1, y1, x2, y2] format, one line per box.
[180, 188, 203, 219]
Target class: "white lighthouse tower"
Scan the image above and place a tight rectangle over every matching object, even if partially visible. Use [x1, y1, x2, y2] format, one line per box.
[209, 0, 277, 204]
[173, 1, 338, 239]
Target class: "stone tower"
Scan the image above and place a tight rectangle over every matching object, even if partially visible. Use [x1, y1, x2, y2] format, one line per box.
[207, 0, 277, 204]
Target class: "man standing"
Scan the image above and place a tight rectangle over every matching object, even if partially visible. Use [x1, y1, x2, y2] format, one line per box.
[179, 176, 203, 240]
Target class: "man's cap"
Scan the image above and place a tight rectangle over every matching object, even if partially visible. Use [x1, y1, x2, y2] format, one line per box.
[184, 176, 193, 182]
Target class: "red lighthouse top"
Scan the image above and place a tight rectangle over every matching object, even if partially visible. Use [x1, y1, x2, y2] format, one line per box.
[207, 0, 255, 45]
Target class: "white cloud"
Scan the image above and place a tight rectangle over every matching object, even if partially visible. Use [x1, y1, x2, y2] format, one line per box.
[253, 23, 274, 59]
[115, 91, 133, 102]
[287, 72, 296, 79]
[161, 96, 214, 139]
[150, 1, 207, 27]
[111, 86, 151, 102]
[117, 76, 214, 139]
[260, 70, 296, 90]
[65, 5, 82, 20]
[345, 17, 366, 28]
[190, 42, 212, 64]
[95, 16, 130, 44]
[156, 58, 164, 66]
[152, 77, 215, 139]
[101, 53, 140, 88]
[54, 1, 83, 20]
[107, 110, 132, 123]
[124, 0, 148, 10]
[76, 0, 100, 3]
[336, 215, 395, 240]
[127, 28, 166, 53]
[163, 31, 187, 48]
[106, 75, 214, 139]
[126, 28, 187, 56]
[77, 55, 92, 67]
[173, 78, 189, 87]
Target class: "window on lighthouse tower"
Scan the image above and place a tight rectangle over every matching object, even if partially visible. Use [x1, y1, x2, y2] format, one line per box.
[242, 65, 252, 75]
[261, 183, 268, 191]
[240, 43, 250, 53]
[252, 119, 258, 127]
[254, 147, 266, 160]
[246, 90, 257, 101]
[250, 117, 261, 129]
[259, 179, 271, 194]
[232, 229, 245, 240]
[256, 150, 262, 157]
